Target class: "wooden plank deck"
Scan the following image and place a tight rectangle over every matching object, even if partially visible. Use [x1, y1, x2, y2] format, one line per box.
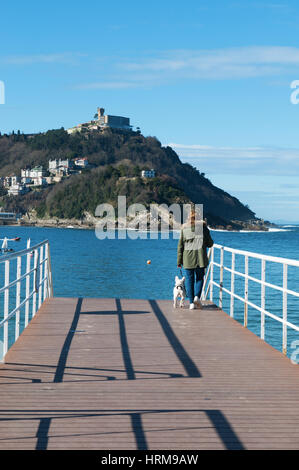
[0, 297, 299, 450]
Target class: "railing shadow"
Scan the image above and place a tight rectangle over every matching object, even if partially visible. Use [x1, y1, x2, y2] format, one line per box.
[53, 297, 83, 383]
[149, 300, 201, 378]
[0, 298, 245, 450]
[115, 298, 135, 380]
[0, 408, 244, 450]
[2, 298, 201, 383]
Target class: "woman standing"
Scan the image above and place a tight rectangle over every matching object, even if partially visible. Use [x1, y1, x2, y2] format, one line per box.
[177, 210, 214, 309]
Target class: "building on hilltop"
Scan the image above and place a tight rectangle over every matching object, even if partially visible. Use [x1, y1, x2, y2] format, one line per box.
[67, 107, 132, 134]
[97, 107, 131, 130]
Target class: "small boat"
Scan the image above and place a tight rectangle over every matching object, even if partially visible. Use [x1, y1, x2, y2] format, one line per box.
[0, 237, 21, 253]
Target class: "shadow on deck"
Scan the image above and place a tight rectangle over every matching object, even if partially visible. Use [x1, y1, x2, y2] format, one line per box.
[0, 297, 298, 450]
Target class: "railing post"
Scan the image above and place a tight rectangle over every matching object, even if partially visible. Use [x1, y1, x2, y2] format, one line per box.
[261, 259, 266, 340]
[230, 252, 235, 318]
[219, 247, 224, 309]
[32, 249, 39, 317]
[15, 255, 22, 341]
[244, 255, 249, 327]
[0, 240, 52, 362]
[47, 242, 53, 298]
[38, 245, 44, 309]
[3, 260, 10, 357]
[44, 243, 48, 301]
[25, 239, 31, 327]
[283, 263, 288, 355]
[201, 249, 211, 301]
[210, 246, 214, 302]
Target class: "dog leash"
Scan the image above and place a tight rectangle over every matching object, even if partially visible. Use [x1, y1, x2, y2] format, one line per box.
[178, 267, 186, 296]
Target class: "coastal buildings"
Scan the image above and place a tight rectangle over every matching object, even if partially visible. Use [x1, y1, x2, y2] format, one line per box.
[67, 107, 132, 134]
[0, 211, 17, 222]
[2, 164, 48, 196]
[2, 157, 89, 197]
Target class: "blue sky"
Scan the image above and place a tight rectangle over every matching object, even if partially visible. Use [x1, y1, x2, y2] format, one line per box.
[0, 0, 299, 222]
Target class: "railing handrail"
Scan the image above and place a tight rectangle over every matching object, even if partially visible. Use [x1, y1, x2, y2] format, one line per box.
[0, 239, 49, 263]
[202, 243, 299, 357]
[213, 243, 299, 267]
[0, 239, 53, 362]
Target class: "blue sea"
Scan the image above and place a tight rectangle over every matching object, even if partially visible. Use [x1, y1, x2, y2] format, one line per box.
[0, 224, 299, 358]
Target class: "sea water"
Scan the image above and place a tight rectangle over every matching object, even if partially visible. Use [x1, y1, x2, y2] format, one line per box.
[0, 224, 298, 357]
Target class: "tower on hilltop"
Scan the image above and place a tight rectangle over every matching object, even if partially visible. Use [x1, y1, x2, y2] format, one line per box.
[97, 107, 105, 120]
[67, 107, 132, 134]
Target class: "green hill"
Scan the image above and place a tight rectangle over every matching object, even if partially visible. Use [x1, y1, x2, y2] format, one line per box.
[0, 127, 259, 229]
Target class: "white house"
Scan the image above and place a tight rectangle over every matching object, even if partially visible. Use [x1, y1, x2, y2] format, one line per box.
[31, 166, 44, 178]
[4, 175, 20, 187]
[74, 157, 88, 168]
[141, 169, 155, 178]
[49, 158, 72, 175]
[8, 183, 29, 196]
[11, 175, 20, 185]
[21, 166, 45, 183]
[21, 169, 30, 178]
[21, 169, 32, 184]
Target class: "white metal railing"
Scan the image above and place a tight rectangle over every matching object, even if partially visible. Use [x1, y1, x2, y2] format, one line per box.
[0, 239, 53, 361]
[201, 243, 299, 356]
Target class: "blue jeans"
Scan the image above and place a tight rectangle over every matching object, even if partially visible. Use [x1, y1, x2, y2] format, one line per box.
[184, 267, 205, 302]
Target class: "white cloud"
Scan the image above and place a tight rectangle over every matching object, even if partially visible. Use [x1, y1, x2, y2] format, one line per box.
[168, 142, 299, 176]
[67, 45, 299, 91]
[1, 53, 84, 65]
[74, 81, 138, 90]
[121, 46, 299, 80]
[7, 46, 299, 90]
[230, 2, 290, 10]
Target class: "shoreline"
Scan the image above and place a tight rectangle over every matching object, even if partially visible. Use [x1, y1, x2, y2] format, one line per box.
[12, 220, 280, 233]
[15, 209, 273, 233]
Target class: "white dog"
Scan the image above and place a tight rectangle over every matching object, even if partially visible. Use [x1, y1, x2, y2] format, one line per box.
[173, 275, 186, 308]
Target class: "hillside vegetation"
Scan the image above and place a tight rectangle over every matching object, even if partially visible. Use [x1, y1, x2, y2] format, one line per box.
[0, 128, 257, 228]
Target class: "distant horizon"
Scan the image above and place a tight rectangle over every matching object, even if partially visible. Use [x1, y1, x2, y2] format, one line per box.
[272, 220, 299, 225]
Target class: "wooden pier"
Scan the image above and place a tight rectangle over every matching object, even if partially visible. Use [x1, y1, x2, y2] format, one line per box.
[1, 297, 299, 450]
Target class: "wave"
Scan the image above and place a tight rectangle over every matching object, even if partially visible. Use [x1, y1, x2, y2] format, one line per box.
[209, 227, 290, 233]
[268, 228, 290, 232]
[209, 227, 268, 233]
